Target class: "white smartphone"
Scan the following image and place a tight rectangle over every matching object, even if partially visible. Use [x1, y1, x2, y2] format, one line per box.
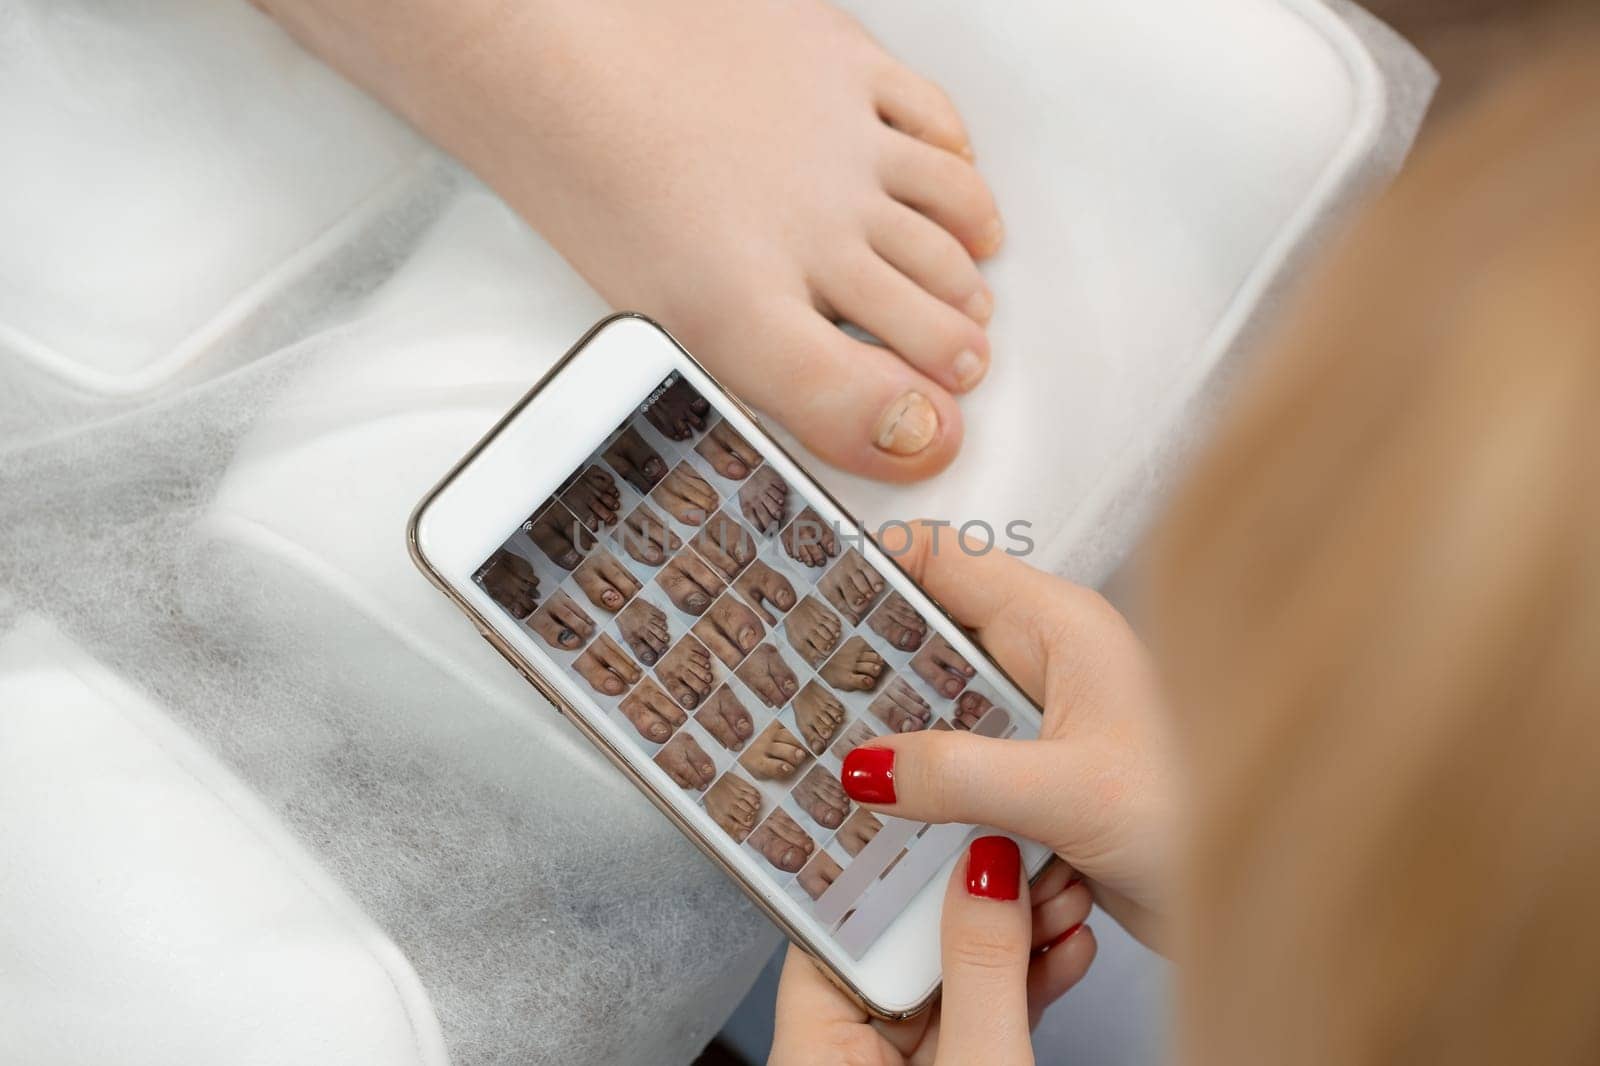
[408, 313, 1051, 1018]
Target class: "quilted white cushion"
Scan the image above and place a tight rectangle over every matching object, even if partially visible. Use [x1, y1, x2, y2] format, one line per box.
[0, 617, 448, 1066]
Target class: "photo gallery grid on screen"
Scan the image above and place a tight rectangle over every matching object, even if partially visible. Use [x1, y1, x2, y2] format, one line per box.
[475, 372, 1026, 957]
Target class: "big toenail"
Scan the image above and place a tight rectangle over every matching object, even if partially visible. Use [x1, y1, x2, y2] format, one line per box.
[873, 392, 938, 455]
[980, 217, 1005, 256]
[953, 349, 985, 390]
[964, 288, 993, 325]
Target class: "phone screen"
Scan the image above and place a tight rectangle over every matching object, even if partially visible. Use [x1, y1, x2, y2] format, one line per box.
[472, 370, 1033, 959]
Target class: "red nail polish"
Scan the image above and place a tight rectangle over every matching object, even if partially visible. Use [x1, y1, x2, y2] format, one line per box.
[840, 746, 896, 804]
[966, 835, 1021, 900]
[1043, 922, 1085, 953]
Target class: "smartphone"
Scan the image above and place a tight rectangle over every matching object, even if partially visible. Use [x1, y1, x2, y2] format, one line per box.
[408, 313, 1051, 1018]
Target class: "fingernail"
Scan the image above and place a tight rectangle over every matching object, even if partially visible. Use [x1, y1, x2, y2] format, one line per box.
[1043, 922, 1085, 953]
[980, 217, 1004, 256]
[963, 287, 993, 326]
[840, 746, 896, 804]
[952, 350, 985, 391]
[603, 678, 623, 694]
[967, 835, 1021, 900]
[873, 392, 938, 455]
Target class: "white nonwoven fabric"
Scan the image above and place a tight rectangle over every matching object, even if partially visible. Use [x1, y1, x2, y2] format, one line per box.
[0, 1, 1434, 1065]
[0, 616, 449, 1066]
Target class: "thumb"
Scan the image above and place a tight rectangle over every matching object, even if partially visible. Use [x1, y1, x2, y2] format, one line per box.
[934, 835, 1035, 1066]
[840, 729, 1085, 854]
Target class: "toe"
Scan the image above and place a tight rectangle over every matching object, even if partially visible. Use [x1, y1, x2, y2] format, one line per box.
[880, 130, 1002, 259]
[821, 250, 989, 394]
[873, 64, 972, 159]
[870, 201, 991, 326]
[710, 303, 962, 481]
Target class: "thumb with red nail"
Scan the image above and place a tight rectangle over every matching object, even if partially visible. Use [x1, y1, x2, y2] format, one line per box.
[835, 521, 1176, 950]
[769, 838, 1096, 1065]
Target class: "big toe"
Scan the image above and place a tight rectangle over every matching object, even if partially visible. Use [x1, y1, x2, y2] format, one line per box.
[707, 304, 962, 482]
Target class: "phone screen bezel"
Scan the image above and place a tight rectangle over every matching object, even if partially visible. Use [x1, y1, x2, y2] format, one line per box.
[408, 312, 1050, 1018]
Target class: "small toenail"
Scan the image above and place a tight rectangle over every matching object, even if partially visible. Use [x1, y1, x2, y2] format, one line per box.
[981, 217, 1004, 256]
[873, 392, 938, 455]
[958, 142, 976, 162]
[952, 349, 985, 390]
[960, 286, 985, 323]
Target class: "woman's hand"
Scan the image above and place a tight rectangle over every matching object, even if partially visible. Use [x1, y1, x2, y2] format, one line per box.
[844, 523, 1175, 948]
[770, 840, 1096, 1065]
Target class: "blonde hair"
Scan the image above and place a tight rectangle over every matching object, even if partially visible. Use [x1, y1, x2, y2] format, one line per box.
[1147, 43, 1600, 1066]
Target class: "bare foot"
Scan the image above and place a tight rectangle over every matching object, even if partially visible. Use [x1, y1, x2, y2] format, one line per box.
[695, 419, 761, 479]
[616, 597, 671, 665]
[526, 504, 596, 571]
[868, 677, 932, 732]
[798, 851, 844, 900]
[656, 554, 727, 615]
[739, 720, 811, 781]
[603, 427, 668, 494]
[733, 560, 797, 626]
[829, 719, 879, 761]
[793, 765, 852, 829]
[266, 0, 999, 481]
[614, 502, 683, 565]
[781, 507, 840, 568]
[819, 549, 886, 623]
[655, 731, 716, 791]
[735, 643, 800, 708]
[867, 591, 929, 651]
[694, 685, 755, 751]
[573, 549, 642, 612]
[836, 808, 883, 857]
[645, 378, 711, 441]
[656, 636, 718, 709]
[690, 511, 758, 581]
[619, 677, 687, 743]
[909, 634, 975, 698]
[573, 633, 643, 696]
[478, 549, 540, 620]
[793, 682, 847, 754]
[559, 465, 622, 529]
[953, 690, 1005, 732]
[738, 467, 790, 534]
[705, 772, 762, 841]
[749, 809, 815, 874]
[652, 462, 719, 526]
[530, 589, 595, 650]
[785, 595, 844, 668]
[819, 636, 886, 693]
[692, 594, 766, 669]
